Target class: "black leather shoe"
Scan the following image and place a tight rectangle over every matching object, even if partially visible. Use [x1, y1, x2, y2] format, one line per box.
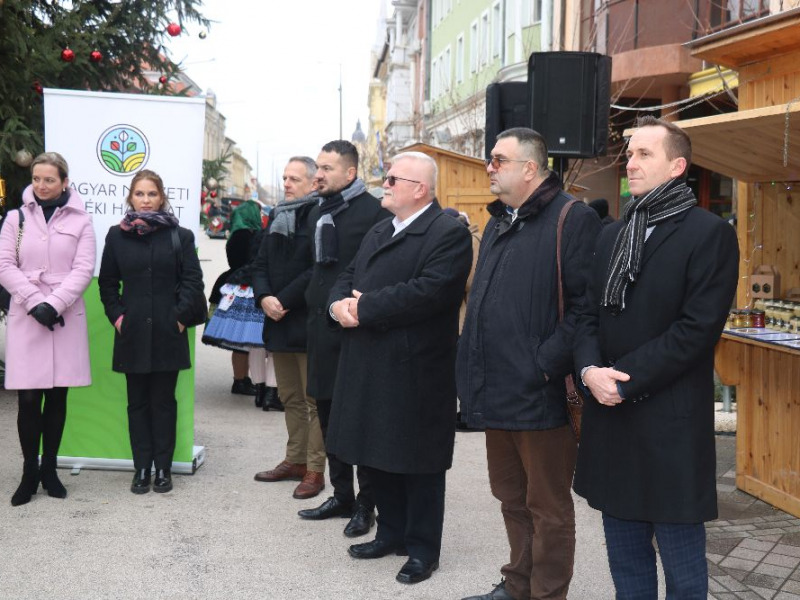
[131, 469, 151, 494]
[461, 579, 514, 600]
[343, 503, 376, 537]
[297, 496, 352, 520]
[396, 557, 439, 584]
[231, 377, 257, 396]
[254, 383, 267, 407]
[153, 469, 173, 493]
[348, 538, 408, 559]
[262, 387, 284, 412]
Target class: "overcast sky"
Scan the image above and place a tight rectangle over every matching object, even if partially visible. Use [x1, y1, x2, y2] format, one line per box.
[166, 0, 388, 190]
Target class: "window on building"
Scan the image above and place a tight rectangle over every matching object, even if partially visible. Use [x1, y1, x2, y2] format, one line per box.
[456, 34, 464, 83]
[709, 0, 768, 31]
[431, 56, 439, 99]
[532, 0, 542, 23]
[480, 10, 490, 66]
[444, 46, 452, 93]
[492, 2, 502, 59]
[470, 20, 479, 72]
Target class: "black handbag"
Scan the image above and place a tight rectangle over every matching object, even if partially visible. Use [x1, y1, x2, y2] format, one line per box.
[0, 209, 26, 313]
[171, 227, 208, 327]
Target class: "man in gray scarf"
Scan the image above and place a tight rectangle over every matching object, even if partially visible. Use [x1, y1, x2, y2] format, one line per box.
[574, 116, 739, 599]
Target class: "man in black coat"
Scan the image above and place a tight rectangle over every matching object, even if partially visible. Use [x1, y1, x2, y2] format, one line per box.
[326, 151, 471, 584]
[251, 156, 326, 500]
[457, 128, 600, 600]
[297, 140, 391, 538]
[574, 116, 739, 598]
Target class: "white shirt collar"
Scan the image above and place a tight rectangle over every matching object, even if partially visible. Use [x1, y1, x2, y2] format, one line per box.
[391, 202, 433, 236]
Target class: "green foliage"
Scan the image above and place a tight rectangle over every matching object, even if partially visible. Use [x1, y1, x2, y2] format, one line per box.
[0, 0, 210, 208]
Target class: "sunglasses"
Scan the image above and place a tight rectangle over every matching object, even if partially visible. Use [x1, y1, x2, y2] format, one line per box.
[485, 156, 530, 169]
[384, 175, 421, 186]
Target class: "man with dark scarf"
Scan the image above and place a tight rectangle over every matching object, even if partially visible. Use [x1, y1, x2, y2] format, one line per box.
[457, 128, 600, 600]
[297, 140, 391, 538]
[573, 116, 739, 599]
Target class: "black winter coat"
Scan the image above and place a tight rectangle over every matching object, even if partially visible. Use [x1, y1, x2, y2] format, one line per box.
[98, 225, 204, 374]
[251, 202, 315, 353]
[305, 190, 390, 399]
[456, 179, 601, 430]
[325, 204, 472, 474]
[573, 207, 739, 523]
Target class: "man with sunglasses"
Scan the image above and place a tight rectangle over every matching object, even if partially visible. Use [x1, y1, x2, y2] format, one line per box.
[325, 151, 471, 584]
[457, 128, 600, 600]
[298, 140, 390, 538]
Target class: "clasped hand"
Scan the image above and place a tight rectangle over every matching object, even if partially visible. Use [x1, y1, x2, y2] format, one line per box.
[260, 296, 288, 321]
[332, 290, 362, 328]
[28, 302, 64, 331]
[583, 366, 631, 406]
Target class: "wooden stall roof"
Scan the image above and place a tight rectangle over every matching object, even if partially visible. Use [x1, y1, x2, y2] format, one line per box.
[674, 104, 800, 183]
[684, 8, 800, 69]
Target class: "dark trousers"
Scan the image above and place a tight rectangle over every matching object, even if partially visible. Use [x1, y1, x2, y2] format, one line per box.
[125, 371, 179, 471]
[602, 514, 708, 599]
[316, 397, 373, 509]
[486, 426, 577, 600]
[368, 467, 446, 564]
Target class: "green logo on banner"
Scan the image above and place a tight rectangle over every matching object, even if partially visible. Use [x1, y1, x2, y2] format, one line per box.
[96, 125, 150, 175]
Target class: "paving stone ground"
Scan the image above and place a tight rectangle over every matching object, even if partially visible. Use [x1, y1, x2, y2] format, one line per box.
[709, 434, 800, 600]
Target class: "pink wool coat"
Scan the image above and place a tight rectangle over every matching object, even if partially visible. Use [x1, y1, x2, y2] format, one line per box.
[0, 186, 96, 390]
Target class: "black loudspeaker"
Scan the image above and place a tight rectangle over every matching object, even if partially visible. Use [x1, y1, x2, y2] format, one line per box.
[484, 82, 530, 160]
[528, 51, 612, 158]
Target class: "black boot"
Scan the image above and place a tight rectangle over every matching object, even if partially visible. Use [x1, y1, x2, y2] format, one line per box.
[153, 468, 173, 493]
[131, 468, 151, 494]
[262, 387, 284, 412]
[254, 383, 267, 408]
[11, 462, 40, 506]
[39, 457, 67, 499]
[231, 377, 258, 396]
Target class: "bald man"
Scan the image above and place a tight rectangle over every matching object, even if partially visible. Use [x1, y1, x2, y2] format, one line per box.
[326, 152, 472, 584]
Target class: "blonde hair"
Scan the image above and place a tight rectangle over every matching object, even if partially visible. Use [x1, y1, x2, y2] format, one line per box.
[31, 152, 69, 181]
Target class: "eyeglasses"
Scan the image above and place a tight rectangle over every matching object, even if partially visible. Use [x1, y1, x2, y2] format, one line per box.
[485, 156, 530, 169]
[384, 175, 421, 186]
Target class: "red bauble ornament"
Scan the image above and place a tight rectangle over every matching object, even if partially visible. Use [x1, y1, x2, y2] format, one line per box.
[167, 22, 181, 36]
[61, 47, 75, 62]
[210, 190, 217, 198]
[200, 191, 207, 201]
[159, 75, 168, 85]
[89, 50, 103, 63]
[31, 81, 43, 95]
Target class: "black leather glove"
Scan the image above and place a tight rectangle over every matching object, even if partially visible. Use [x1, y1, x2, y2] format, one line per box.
[27, 302, 62, 331]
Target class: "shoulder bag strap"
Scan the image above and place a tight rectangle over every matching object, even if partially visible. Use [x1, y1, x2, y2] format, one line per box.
[15, 209, 25, 265]
[556, 199, 581, 404]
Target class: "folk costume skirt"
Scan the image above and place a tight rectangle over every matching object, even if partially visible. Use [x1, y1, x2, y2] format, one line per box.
[202, 284, 265, 351]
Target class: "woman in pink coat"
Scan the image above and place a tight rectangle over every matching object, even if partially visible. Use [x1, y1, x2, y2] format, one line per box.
[0, 152, 95, 506]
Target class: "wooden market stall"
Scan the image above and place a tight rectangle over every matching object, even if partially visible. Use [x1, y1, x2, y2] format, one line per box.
[675, 9, 800, 517]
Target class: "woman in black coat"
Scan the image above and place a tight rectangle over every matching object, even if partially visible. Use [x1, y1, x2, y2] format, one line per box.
[98, 170, 205, 495]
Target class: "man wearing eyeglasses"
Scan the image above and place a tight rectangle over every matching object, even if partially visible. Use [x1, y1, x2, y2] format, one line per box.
[325, 152, 471, 585]
[298, 140, 390, 539]
[457, 128, 600, 600]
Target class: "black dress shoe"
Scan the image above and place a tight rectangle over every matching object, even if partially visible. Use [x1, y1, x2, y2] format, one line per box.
[461, 579, 514, 600]
[254, 383, 267, 407]
[297, 496, 352, 520]
[348, 538, 408, 559]
[153, 469, 173, 493]
[131, 469, 151, 494]
[396, 557, 439, 584]
[343, 503, 376, 537]
[262, 387, 284, 412]
[231, 377, 257, 396]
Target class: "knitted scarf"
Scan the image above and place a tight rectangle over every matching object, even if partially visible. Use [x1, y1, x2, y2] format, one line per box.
[602, 177, 696, 309]
[119, 210, 179, 235]
[315, 178, 367, 264]
[270, 191, 318, 239]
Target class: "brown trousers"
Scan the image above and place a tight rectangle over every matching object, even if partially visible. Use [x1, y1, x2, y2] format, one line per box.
[273, 352, 325, 472]
[485, 425, 577, 600]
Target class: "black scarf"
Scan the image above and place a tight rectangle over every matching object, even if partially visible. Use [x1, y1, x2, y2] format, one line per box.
[602, 178, 697, 309]
[119, 210, 180, 235]
[35, 189, 70, 223]
[314, 178, 367, 264]
[486, 171, 562, 232]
